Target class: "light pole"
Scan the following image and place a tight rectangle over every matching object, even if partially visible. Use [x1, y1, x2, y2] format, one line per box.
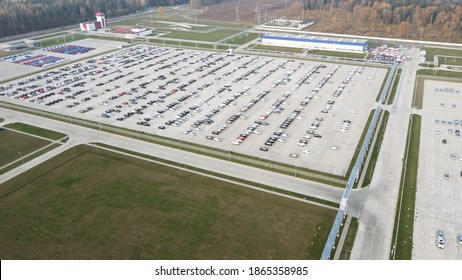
[18, 152, 25, 166]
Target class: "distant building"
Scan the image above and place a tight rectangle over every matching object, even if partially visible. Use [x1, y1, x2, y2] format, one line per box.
[261, 34, 367, 53]
[131, 26, 152, 36]
[80, 12, 106, 31]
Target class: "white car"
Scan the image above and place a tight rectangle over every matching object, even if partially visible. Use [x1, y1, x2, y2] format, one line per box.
[289, 153, 299, 158]
[330, 145, 339, 150]
[348, 110, 356, 114]
[437, 231, 445, 249]
[303, 149, 312, 154]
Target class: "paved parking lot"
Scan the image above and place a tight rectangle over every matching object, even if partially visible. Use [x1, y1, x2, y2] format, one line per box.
[413, 79, 462, 259]
[0, 42, 387, 176]
[0, 38, 123, 81]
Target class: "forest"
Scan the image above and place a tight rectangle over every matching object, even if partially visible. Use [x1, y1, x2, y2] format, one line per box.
[0, 0, 188, 38]
[298, 0, 462, 42]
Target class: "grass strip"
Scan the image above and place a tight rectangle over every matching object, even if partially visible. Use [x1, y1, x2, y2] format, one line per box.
[386, 69, 402, 105]
[4, 122, 66, 140]
[339, 217, 359, 260]
[390, 114, 421, 260]
[416, 69, 462, 79]
[361, 111, 390, 188]
[345, 109, 375, 178]
[0, 143, 61, 176]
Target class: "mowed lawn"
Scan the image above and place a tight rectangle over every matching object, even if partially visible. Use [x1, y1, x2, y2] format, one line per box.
[0, 145, 335, 260]
[0, 129, 50, 167]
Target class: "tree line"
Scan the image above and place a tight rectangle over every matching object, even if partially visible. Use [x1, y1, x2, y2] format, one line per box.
[298, 0, 462, 42]
[0, 0, 188, 38]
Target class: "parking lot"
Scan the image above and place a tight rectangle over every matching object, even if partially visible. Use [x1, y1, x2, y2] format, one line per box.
[0, 41, 387, 176]
[0, 38, 122, 81]
[413, 79, 462, 259]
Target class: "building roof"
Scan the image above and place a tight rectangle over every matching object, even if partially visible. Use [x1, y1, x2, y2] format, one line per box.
[95, 12, 104, 16]
[261, 34, 367, 47]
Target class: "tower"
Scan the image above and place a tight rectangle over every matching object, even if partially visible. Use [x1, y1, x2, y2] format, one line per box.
[95, 12, 106, 28]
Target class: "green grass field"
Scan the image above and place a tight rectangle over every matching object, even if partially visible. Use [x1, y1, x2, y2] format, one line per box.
[390, 114, 421, 260]
[252, 44, 304, 53]
[4, 123, 66, 140]
[39, 34, 89, 48]
[311, 50, 367, 59]
[160, 29, 242, 42]
[422, 47, 462, 66]
[416, 69, 462, 79]
[0, 145, 336, 259]
[224, 33, 261, 45]
[0, 129, 51, 167]
[0, 117, 4, 123]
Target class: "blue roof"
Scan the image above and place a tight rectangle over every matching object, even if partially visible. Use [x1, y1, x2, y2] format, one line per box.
[261, 35, 367, 47]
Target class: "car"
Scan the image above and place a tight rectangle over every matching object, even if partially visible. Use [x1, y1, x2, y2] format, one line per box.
[158, 126, 165, 129]
[313, 134, 322, 138]
[450, 154, 457, 160]
[302, 149, 312, 154]
[437, 230, 445, 249]
[458, 235, 462, 245]
[206, 136, 214, 140]
[444, 172, 450, 180]
[330, 145, 339, 150]
[289, 153, 299, 158]
[442, 139, 447, 144]
[298, 139, 308, 146]
[259, 147, 268, 152]
[435, 129, 440, 135]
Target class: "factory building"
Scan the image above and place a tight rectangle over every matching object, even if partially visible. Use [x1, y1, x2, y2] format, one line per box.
[261, 34, 368, 53]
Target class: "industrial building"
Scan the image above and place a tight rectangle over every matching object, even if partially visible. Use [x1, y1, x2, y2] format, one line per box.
[260, 34, 368, 53]
[80, 12, 107, 31]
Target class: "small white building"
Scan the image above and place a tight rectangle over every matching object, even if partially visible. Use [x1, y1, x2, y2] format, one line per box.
[131, 26, 152, 36]
[80, 22, 96, 31]
[261, 34, 367, 53]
